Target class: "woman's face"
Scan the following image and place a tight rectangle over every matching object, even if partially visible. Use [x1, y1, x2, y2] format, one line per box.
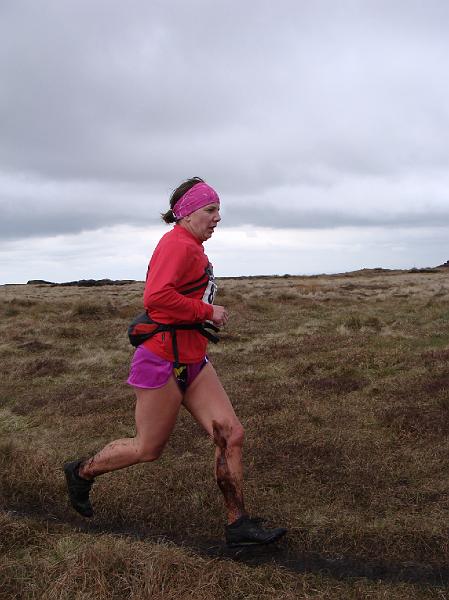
[182, 203, 221, 242]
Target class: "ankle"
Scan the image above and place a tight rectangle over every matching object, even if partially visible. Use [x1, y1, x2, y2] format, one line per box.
[77, 462, 94, 481]
[227, 512, 248, 527]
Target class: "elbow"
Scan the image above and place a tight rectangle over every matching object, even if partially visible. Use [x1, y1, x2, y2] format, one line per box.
[144, 289, 175, 312]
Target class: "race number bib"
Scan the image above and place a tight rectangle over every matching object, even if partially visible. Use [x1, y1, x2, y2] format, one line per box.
[202, 263, 217, 305]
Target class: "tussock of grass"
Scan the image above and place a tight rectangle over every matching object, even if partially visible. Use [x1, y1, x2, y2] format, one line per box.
[71, 300, 114, 319]
[24, 356, 69, 377]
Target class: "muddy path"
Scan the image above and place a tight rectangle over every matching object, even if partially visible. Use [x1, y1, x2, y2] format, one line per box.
[3, 504, 449, 588]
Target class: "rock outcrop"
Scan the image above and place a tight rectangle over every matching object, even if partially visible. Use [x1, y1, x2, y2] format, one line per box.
[27, 278, 136, 286]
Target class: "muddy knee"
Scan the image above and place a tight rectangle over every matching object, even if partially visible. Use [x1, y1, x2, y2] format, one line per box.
[228, 422, 244, 450]
[212, 420, 244, 451]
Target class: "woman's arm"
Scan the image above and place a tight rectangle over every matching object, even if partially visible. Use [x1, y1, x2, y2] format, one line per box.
[144, 242, 213, 323]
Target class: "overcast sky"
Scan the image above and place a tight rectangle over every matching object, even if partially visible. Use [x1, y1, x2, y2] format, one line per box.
[1, 0, 449, 283]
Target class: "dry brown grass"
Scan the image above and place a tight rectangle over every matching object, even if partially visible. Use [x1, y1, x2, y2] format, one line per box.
[1, 271, 449, 598]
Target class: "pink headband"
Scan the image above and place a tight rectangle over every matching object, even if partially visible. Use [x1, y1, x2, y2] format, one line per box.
[172, 182, 220, 220]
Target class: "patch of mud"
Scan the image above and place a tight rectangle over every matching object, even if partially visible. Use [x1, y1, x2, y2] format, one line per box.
[382, 402, 449, 437]
[24, 357, 68, 377]
[308, 374, 367, 394]
[422, 349, 449, 365]
[17, 340, 52, 352]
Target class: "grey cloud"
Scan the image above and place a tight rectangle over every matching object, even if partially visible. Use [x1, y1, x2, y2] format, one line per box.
[0, 203, 129, 240]
[226, 205, 449, 230]
[2, 170, 449, 242]
[0, 174, 165, 239]
[1, 0, 449, 246]
[1, 0, 449, 188]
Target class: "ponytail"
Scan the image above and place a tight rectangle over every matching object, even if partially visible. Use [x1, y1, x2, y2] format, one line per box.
[161, 208, 176, 224]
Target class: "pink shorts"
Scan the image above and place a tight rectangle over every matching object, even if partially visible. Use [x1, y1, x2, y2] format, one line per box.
[127, 345, 208, 392]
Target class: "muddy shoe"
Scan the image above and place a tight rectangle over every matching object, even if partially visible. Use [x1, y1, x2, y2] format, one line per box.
[225, 515, 287, 547]
[63, 460, 94, 518]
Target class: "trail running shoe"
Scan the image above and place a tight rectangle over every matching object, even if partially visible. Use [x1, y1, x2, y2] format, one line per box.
[225, 515, 287, 547]
[63, 459, 94, 518]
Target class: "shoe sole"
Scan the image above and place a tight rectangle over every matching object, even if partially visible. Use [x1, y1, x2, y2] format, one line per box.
[226, 529, 287, 547]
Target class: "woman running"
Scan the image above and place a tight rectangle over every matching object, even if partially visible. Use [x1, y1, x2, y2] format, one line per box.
[64, 177, 286, 546]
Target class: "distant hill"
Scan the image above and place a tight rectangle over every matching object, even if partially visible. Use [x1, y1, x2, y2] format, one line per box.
[27, 278, 136, 287]
[25, 262, 449, 288]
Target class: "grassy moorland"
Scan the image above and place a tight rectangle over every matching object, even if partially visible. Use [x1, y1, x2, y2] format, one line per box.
[1, 269, 449, 599]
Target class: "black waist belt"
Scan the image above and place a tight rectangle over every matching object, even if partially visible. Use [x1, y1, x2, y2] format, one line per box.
[128, 312, 220, 367]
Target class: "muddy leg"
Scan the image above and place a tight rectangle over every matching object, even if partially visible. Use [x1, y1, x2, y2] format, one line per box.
[212, 420, 247, 524]
[78, 438, 144, 479]
[78, 377, 183, 479]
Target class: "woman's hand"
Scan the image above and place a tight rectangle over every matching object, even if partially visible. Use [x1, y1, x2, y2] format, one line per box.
[211, 305, 229, 327]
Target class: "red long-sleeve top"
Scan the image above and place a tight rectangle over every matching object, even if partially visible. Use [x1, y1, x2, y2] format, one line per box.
[142, 224, 216, 363]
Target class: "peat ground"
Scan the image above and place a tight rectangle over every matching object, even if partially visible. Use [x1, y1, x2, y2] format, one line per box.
[1, 270, 449, 599]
